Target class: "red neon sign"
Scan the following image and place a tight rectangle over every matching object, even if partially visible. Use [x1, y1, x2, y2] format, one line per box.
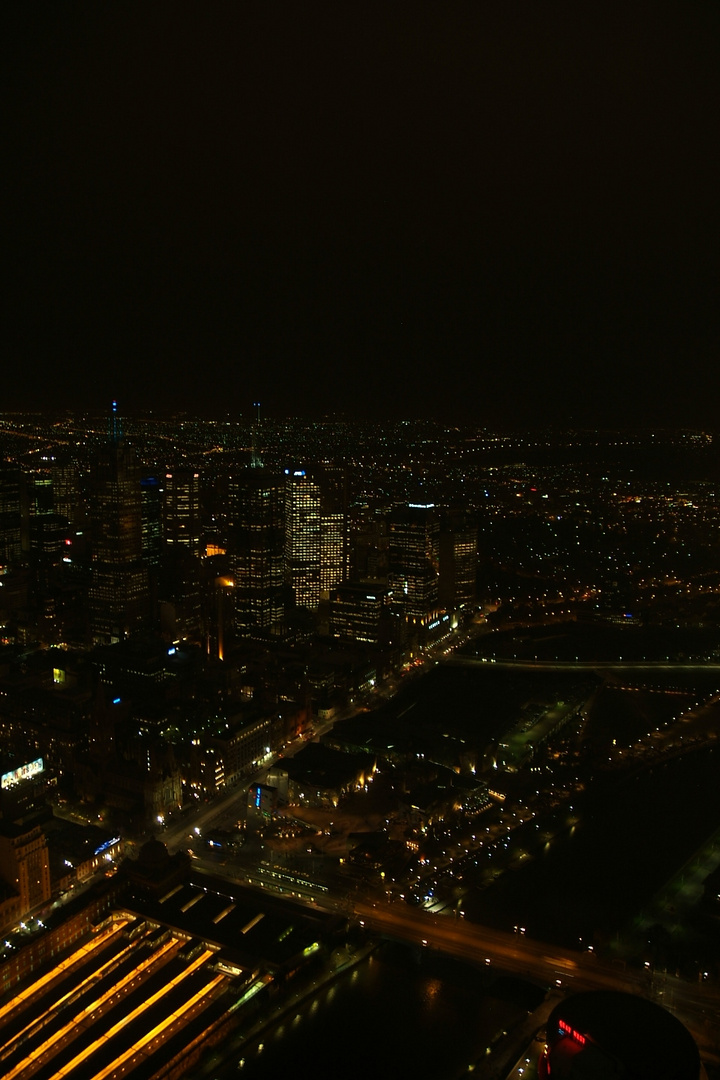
[558, 1019, 586, 1045]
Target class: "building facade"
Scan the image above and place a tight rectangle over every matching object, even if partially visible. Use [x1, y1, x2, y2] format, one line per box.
[88, 404, 150, 643]
[163, 469, 202, 555]
[0, 820, 52, 922]
[439, 512, 478, 611]
[284, 466, 347, 612]
[0, 462, 23, 567]
[329, 580, 393, 645]
[228, 467, 285, 638]
[388, 504, 441, 624]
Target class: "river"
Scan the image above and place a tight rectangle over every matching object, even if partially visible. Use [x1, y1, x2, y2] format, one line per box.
[217, 943, 543, 1079]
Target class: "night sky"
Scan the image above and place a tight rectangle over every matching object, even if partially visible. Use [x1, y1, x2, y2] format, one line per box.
[6, 3, 720, 428]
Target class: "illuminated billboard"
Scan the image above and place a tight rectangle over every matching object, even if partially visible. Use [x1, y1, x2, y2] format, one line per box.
[250, 783, 276, 817]
[1, 757, 44, 789]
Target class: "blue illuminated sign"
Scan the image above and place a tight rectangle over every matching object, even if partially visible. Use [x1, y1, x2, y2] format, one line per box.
[93, 836, 120, 856]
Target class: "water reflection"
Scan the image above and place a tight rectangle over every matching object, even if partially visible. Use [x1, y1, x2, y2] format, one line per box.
[224, 946, 534, 1080]
[421, 976, 442, 1010]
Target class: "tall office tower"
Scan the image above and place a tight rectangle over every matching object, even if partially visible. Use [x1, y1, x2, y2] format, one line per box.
[228, 467, 285, 637]
[163, 469, 202, 555]
[439, 513, 478, 611]
[141, 474, 164, 568]
[29, 513, 68, 561]
[0, 461, 23, 567]
[30, 469, 53, 517]
[88, 403, 150, 643]
[284, 466, 347, 612]
[28, 461, 61, 552]
[329, 581, 393, 645]
[388, 503, 441, 622]
[87, 682, 117, 765]
[348, 509, 389, 581]
[284, 469, 321, 611]
[320, 468, 347, 597]
[51, 458, 84, 528]
[158, 549, 203, 642]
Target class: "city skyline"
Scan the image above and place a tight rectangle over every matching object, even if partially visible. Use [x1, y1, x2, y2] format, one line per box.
[6, 5, 720, 430]
[1, 405, 718, 1072]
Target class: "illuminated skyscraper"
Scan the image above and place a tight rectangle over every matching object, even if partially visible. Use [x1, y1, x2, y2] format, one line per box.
[284, 466, 347, 612]
[0, 464, 29, 638]
[51, 458, 83, 528]
[228, 467, 285, 637]
[29, 469, 53, 518]
[439, 512, 478, 611]
[163, 469, 202, 555]
[329, 581, 393, 645]
[388, 503, 441, 623]
[284, 469, 321, 611]
[140, 473, 164, 568]
[320, 504, 346, 599]
[0, 461, 23, 567]
[88, 403, 150, 643]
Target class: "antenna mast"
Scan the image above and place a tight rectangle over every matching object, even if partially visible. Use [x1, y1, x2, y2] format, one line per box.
[251, 401, 261, 467]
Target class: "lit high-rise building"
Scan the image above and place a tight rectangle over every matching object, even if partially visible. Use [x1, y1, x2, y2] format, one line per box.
[0, 461, 23, 567]
[284, 469, 321, 610]
[329, 580, 393, 645]
[320, 509, 346, 600]
[439, 512, 478, 611]
[29, 469, 53, 518]
[228, 467, 285, 637]
[140, 473, 164, 568]
[88, 402, 150, 643]
[51, 458, 83, 528]
[388, 503, 441, 622]
[163, 469, 202, 555]
[284, 466, 347, 612]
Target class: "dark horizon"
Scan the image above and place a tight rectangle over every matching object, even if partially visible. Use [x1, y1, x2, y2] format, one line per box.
[6, 4, 720, 430]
